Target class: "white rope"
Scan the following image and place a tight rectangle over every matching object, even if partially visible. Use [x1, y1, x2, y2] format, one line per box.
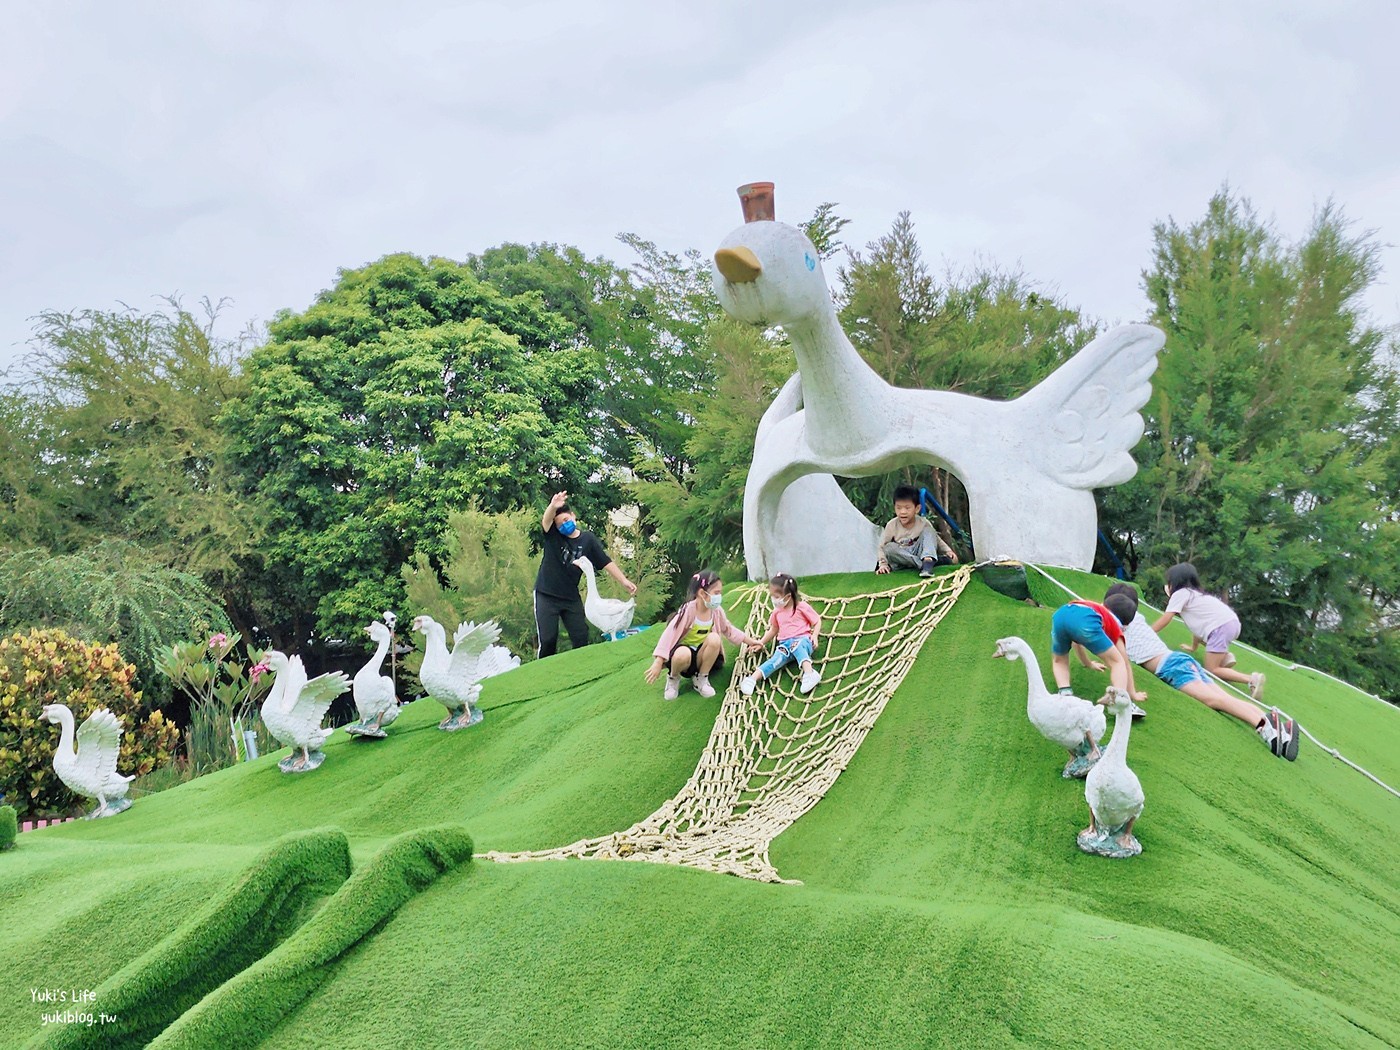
[1025, 563, 1400, 801]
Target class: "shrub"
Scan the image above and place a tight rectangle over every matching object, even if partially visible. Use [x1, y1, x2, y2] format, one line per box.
[0, 628, 180, 818]
[31, 828, 353, 1050]
[156, 633, 274, 776]
[0, 804, 15, 850]
[153, 825, 473, 1050]
[0, 541, 232, 705]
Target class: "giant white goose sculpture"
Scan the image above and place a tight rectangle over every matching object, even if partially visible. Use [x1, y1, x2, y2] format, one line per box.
[414, 616, 511, 731]
[259, 652, 350, 773]
[712, 182, 1164, 578]
[345, 621, 400, 739]
[1078, 688, 1145, 858]
[40, 705, 133, 818]
[993, 636, 1106, 778]
[573, 555, 636, 639]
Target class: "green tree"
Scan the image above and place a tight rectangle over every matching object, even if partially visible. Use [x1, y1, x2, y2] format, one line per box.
[0, 302, 259, 585]
[226, 254, 617, 647]
[835, 211, 1093, 542]
[1101, 190, 1400, 699]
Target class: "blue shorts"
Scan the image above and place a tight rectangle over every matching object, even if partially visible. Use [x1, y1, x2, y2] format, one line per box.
[1154, 651, 1212, 689]
[1050, 604, 1113, 656]
[759, 636, 814, 678]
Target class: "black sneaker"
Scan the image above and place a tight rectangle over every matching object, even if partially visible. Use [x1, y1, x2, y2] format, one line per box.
[919, 558, 935, 578]
[1264, 709, 1299, 761]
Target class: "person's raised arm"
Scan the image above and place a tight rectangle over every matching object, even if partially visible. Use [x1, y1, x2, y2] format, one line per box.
[605, 560, 638, 596]
[542, 491, 567, 533]
[1150, 610, 1175, 634]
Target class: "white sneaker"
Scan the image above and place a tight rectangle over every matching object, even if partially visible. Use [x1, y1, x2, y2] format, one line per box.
[663, 676, 680, 701]
[739, 676, 757, 696]
[694, 675, 716, 698]
[1249, 672, 1266, 700]
[800, 668, 822, 694]
[1129, 702, 1147, 719]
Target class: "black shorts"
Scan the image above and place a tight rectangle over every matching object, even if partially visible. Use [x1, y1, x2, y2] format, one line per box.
[666, 641, 725, 678]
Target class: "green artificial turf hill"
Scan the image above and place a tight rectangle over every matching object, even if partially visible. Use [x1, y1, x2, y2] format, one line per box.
[3, 568, 1398, 1049]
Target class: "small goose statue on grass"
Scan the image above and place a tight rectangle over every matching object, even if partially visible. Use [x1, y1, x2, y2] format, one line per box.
[993, 636, 1106, 778]
[1078, 688, 1145, 858]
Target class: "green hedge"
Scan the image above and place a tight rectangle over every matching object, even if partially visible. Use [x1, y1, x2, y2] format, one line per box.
[0, 804, 16, 850]
[151, 824, 474, 1050]
[28, 828, 352, 1050]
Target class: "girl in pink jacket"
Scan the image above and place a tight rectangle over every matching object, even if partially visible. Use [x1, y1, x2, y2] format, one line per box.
[646, 570, 762, 700]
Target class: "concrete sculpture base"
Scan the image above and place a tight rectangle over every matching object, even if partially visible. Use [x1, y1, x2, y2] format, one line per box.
[344, 721, 389, 740]
[1062, 738, 1102, 779]
[1077, 822, 1143, 858]
[439, 707, 484, 732]
[278, 749, 327, 774]
[84, 796, 133, 820]
[712, 182, 1163, 579]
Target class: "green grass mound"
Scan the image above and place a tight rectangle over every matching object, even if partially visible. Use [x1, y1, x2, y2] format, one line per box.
[29, 829, 352, 1050]
[2, 569, 1397, 1049]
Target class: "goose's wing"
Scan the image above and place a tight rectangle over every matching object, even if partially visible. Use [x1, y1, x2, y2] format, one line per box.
[449, 621, 503, 680]
[75, 709, 124, 792]
[279, 656, 310, 714]
[756, 371, 802, 444]
[290, 670, 350, 734]
[478, 645, 520, 680]
[1019, 324, 1163, 488]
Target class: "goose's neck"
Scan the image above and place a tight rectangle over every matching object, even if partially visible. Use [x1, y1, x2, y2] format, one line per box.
[579, 564, 599, 599]
[784, 307, 891, 453]
[56, 712, 75, 760]
[1104, 707, 1132, 762]
[1014, 644, 1048, 699]
[369, 634, 391, 671]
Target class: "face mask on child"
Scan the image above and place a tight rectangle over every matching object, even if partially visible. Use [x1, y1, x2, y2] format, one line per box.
[706, 594, 723, 610]
[557, 519, 578, 538]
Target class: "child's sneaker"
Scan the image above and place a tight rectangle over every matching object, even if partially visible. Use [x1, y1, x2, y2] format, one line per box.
[1221, 651, 1238, 669]
[1249, 672, 1266, 700]
[800, 668, 822, 694]
[694, 675, 716, 699]
[919, 558, 935, 578]
[739, 675, 757, 696]
[1129, 702, 1147, 719]
[1260, 708, 1299, 761]
[663, 675, 680, 701]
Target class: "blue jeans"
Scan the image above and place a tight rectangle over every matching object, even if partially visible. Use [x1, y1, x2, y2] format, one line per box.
[759, 636, 814, 678]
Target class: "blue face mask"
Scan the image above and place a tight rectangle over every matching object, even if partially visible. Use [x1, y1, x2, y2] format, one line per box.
[557, 519, 578, 538]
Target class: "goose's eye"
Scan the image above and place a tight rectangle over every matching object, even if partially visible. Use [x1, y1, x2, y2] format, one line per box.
[804, 252, 816, 272]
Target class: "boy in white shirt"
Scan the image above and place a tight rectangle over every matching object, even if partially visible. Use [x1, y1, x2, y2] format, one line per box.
[1103, 586, 1297, 761]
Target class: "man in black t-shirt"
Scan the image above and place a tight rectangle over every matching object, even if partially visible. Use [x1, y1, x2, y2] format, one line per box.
[535, 491, 637, 658]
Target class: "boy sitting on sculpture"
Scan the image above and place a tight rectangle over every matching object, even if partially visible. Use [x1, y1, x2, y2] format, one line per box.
[875, 485, 958, 578]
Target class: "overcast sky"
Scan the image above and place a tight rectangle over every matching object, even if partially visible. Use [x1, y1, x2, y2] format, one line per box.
[3, 0, 1398, 372]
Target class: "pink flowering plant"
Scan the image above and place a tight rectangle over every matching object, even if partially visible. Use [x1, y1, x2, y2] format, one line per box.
[156, 632, 275, 775]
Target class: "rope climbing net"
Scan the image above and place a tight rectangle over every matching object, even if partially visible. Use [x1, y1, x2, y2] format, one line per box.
[486, 566, 974, 884]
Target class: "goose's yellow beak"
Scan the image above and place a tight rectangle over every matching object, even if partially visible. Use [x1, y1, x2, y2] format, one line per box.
[715, 246, 762, 284]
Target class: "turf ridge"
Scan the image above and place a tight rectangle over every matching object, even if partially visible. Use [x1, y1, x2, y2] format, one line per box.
[1, 568, 1396, 1049]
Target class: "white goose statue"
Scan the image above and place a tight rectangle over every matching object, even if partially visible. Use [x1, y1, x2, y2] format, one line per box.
[259, 652, 350, 773]
[573, 555, 636, 639]
[345, 621, 400, 739]
[712, 182, 1164, 578]
[1078, 687, 1145, 858]
[414, 616, 510, 730]
[40, 705, 133, 818]
[993, 636, 1106, 778]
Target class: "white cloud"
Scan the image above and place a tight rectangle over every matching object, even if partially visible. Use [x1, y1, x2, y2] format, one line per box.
[2, 0, 1397, 369]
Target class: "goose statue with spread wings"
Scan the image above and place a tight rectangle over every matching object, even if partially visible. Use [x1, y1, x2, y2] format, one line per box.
[713, 182, 1163, 578]
[259, 651, 350, 773]
[415, 616, 516, 731]
[40, 704, 133, 818]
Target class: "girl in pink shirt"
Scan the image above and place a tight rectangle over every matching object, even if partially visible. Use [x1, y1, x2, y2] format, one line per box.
[740, 574, 823, 696]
